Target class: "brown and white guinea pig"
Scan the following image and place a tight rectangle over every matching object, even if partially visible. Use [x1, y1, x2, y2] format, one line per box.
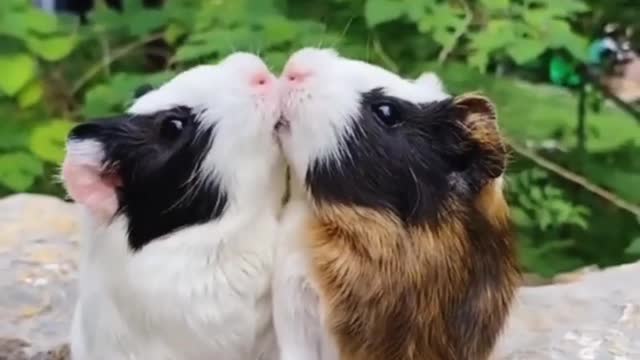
[62, 53, 284, 360]
[272, 48, 519, 360]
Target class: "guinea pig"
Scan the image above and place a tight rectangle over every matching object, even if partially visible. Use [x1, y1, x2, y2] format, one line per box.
[272, 48, 519, 360]
[62, 53, 284, 360]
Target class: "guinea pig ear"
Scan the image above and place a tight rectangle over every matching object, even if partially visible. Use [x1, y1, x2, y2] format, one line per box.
[414, 72, 446, 93]
[453, 94, 506, 190]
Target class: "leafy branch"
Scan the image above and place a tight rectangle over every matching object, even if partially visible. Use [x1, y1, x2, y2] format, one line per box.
[71, 33, 166, 95]
[509, 141, 640, 217]
[437, 1, 472, 64]
[372, 33, 399, 73]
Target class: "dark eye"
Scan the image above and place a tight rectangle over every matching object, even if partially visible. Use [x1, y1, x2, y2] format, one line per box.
[372, 103, 402, 127]
[160, 118, 185, 140]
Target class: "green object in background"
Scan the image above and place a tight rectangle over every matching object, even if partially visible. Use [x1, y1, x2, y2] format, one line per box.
[549, 54, 582, 87]
[588, 39, 608, 65]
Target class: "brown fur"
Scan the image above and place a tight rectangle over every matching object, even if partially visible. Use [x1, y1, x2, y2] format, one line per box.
[305, 95, 519, 360]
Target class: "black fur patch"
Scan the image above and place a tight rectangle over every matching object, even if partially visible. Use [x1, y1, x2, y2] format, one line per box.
[68, 107, 227, 251]
[307, 89, 495, 226]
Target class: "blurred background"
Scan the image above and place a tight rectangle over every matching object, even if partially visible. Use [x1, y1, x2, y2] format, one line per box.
[1, 0, 639, 278]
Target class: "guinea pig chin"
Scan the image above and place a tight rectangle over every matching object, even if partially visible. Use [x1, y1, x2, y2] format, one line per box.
[62, 138, 121, 221]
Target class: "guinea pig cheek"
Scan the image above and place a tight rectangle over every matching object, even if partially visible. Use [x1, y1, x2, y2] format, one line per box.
[62, 159, 121, 222]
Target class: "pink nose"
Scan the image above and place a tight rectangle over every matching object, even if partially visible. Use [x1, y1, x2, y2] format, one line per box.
[251, 72, 273, 89]
[285, 68, 312, 84]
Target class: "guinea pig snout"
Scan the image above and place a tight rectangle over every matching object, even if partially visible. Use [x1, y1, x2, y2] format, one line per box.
[65, 121, 113, 167]
[62, 133, 121, 220]
[250, 71, 276, 92]
[283, 68, 312, 85]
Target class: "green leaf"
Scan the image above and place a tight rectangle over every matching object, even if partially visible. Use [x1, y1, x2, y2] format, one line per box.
[530, 168, 548, 180]
[543, 0, 589, 15]
[177, 29, 235, 62]
[404, 0, 428, 22]
[480, 0, 510, 11]
[25, 34, 77, 61]
[432, 28, 456, 48]
[177, 28, 259, 62]
[626, 237, 640, 255]
[417, 5, 468, 53]
[29, 120, 75, 164]
[538, 210, 552, 231]
[126, 9, 169, 36]
[467, 51, 490, 72]
[517, 193, 534, 209]
[530, 186, 543, 202]
[0, 151, 44, 192]
[0, 12, 31, 39]
[261, 16, 299, 46]
[83, 84, 123, 117]
[470, 19, 515, 52]
[467, 19, 516, 70]
[365, 0, 407, 27]
[91, 4, 129, 33]
[523, 9, 556, 28]
[569, 216, 589, 230]
[512, 207, 534, 228]
[545, 19, 588, 61]
[17, 80, 43, 108]
[0, 120, 30, 150]
[165, 23, 187, 46]
[534, 238, 575, 255]
[24, 8, 58, 33]
[0, 53, 37, 96]
[263, 50, 290, 73]
[246, 0, 281, 20]
[543, 185, 563, 197]
[506, 38, 548, 64]
[83, 72, 175, 117]
[174, 43, 222, 63]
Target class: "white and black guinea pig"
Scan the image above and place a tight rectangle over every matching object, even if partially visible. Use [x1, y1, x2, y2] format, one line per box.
[273, 48, 519, 360]
[62, 53, 284, 360]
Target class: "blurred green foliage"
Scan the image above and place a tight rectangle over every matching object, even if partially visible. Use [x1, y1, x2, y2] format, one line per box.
[0, 0, 638, 276]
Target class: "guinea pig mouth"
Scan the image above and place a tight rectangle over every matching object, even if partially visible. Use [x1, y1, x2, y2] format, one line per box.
[75, 160, 122, 189]
[82, 162, 123, 189]
[100, 165, 123, 188]
[274, 117, 290, 132]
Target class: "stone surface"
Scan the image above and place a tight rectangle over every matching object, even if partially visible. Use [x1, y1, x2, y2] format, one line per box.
[0, 194, 638, 359]
[0, 194, 80, 358]
[494, 262, 640, 359]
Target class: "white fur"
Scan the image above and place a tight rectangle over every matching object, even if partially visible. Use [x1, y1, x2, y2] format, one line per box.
[273, 48, 450, 360]
[69, 52, 285, 360]
[65, 140, 105, 166]
[414, 71, 446, 93]
[272, 178, 338, 360]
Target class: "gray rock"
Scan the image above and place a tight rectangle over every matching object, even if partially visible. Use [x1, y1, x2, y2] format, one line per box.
[0, 194, 638, 359]
[0, 338, 29, 360]
[494, 261, 640, 359]
[0, 194, 80, 357]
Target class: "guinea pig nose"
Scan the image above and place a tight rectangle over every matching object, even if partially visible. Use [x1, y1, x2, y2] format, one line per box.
[285, 69, 312, 84]
[251, 72, 273, 88]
